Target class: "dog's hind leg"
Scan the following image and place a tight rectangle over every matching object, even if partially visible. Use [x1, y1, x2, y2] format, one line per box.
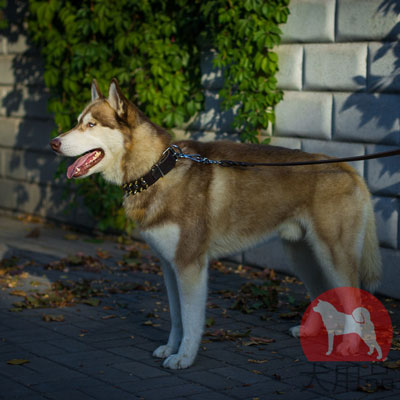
[162, 259, 208, 369]
[283, 239, 341, 338]
[153, 260, 183, 359]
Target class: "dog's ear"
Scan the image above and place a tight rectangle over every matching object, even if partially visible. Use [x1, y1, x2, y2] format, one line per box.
[91, 79, 103, 101]
[108, 78, 127, 118]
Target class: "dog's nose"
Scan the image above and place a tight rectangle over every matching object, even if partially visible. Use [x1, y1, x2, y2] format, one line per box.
[50, 138, 61, 153]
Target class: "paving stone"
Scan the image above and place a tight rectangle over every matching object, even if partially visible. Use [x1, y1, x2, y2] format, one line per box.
[44, 390, 96, 400]
[181, 370, 237, 391]
[137, 382, 207, 400]
[81, 384, 138, 400]
[118, 375, 188, 393]
[112, 360, 170, 378]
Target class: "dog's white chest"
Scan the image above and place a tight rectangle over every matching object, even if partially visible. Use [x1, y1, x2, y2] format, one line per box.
[141, 224, 180, 264]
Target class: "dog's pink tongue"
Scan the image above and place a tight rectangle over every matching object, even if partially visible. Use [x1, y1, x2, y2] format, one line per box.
[67, 152, 94, 179]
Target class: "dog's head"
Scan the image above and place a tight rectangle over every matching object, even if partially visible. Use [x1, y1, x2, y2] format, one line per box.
[50, 79, 139, 184]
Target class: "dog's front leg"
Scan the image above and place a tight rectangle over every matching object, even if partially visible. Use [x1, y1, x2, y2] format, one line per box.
[163, 262, 208, 369]
[153, 260, 182, 359]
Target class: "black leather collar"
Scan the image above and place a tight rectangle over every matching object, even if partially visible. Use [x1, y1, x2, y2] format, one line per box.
[122, 147, 177, 197]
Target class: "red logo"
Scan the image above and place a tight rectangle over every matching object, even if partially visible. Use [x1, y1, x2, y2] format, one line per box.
[300, 287, 392, 361]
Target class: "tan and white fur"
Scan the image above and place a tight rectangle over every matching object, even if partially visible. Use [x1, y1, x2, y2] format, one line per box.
[51, 79, 382, 369]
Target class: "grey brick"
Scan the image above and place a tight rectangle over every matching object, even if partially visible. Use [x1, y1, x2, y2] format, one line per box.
[333, 93, 400, 146]
[81, 384, 137, 400]
[2, 148, 60, 184]
[201, 50, 224, 90]
[0, 177, 46, 216]
[0, 85, 50, 119]
[281, 0, 335, 43]
[304, 43, 367, 91]
[276, 44, 303, 91]
[0, 55, 17, 85]
[275, 91, 332, 140]
[188, 392, 233, 400]
[269, 137, 302, 150]
[44, 390, 97, 400]
[137, 383, 206, 400]
[112, 360, 170, 378]
[365, 144, 400, 196]
[372, 196, 399, 249]
[337, 0, 400, 41]
[301, 138, 365, 176]
[182, 370, 237, 390]
[210, 365, 267, 385]
[368, 42, 400, 92]
[0, 116, 55, 150]
[118, 376, 188, 393]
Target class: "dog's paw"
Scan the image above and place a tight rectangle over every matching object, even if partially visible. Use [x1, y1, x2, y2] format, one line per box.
[289, 325, 301, 338]
[152, 345, 176, 359]
[162, 353, 195, 369]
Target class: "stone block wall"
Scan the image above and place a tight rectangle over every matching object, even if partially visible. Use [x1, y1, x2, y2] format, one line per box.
[0, 2, 92, 227]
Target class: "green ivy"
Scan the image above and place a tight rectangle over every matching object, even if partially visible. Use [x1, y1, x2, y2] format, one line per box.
[25, 0, 289, 231]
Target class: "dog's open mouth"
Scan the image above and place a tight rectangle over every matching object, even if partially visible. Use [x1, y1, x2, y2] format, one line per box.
[67, 149, 105, 179]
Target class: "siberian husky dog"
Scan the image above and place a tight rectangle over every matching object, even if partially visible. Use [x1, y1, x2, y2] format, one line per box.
[50, 79, 381, 369]
[313, 300, 382, 360]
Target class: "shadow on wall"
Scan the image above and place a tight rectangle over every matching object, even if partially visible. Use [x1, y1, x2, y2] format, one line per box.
[339, 0, 400, 220]
[1, 1, 79, 222]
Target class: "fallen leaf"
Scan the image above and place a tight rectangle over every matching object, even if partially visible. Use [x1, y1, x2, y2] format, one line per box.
[82, 298, 100, 307]
[96, 249, 110, 259]
[279, 312, 300, 320]
[206, 317, 215, 328]
[358, 383, 377, 393]
[42, 314, 65, 322]
[248, 359, 268, 364]
[64, 233, 78, 240]
[101, 315, 117, 320]
[383, 360, 400, 369]
[26, 228, 40, 238]
[7, 359, 30, 365]
[9, 290, 27, 297]
[243, 337, 275, 346]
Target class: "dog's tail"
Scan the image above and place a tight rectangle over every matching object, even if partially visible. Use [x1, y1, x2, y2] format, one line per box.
[360, 197, 382, 293]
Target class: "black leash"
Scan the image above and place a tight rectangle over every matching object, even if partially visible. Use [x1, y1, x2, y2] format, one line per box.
[122, 145, 400, 197]
[170, 145, 400, 168]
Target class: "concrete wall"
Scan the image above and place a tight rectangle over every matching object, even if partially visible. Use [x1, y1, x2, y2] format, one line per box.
[0, 1, 399, 296]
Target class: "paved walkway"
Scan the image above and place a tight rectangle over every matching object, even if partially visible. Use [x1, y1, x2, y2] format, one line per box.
[0, 214, 399, 400]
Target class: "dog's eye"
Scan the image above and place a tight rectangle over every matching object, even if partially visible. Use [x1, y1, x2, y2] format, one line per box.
[87, 122, 96, 128]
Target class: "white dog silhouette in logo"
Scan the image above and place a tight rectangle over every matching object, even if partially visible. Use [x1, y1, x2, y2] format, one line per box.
[313, 300, 382, 359]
